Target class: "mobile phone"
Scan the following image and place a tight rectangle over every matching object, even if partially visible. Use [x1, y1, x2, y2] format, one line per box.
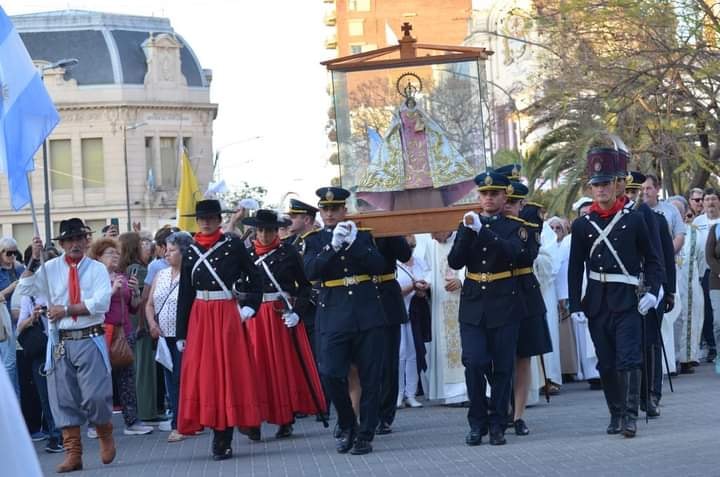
[110, 218, 119, 227]
[130, 268, 138, 278]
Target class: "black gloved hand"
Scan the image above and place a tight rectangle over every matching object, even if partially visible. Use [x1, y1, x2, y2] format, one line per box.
[664, 293, 675, 313]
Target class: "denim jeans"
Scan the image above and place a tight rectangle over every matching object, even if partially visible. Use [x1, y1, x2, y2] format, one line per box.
[0, 337, 18, 397]
[162, 337, 182, 430]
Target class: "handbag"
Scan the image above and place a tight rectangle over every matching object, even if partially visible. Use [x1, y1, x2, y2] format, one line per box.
[109, 282, 134, 369]
[17, 297, 48, 360]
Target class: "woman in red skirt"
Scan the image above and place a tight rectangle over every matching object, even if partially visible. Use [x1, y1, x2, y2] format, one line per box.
[242, 209, 326, 440]
[175, 200, 266, 460]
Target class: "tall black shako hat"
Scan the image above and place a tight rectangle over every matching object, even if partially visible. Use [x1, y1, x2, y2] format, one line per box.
[242, 209, 291, 228]
[474, 172, 513, 193]
[586, 148, 620, 185]
[287, 198, 319, 217]
[316, 187, 350, 208]
[53, 218, 93, 241]
[182, 199, 233, 218]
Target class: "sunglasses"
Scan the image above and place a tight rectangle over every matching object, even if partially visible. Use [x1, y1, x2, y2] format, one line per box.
[691, 198, 703, 202]
[3, 250, 16, 257]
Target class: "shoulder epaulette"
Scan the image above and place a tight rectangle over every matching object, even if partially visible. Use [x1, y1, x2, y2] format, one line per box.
[506, 215, 526, 224]
[524, 221, 540, 228]
[301, 229, 320, 240]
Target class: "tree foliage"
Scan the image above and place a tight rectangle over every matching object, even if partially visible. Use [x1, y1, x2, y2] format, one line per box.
[514, 0, 720, 213]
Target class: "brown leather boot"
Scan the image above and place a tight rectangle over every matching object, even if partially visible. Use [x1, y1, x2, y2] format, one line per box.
[56, 427, 82, 473]
[95, 422, 116, 464]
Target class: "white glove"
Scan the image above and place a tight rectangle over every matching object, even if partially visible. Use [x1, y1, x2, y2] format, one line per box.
[463, 211, 482, 233]
[638, 293, 658, 316]
[344, 221, 358, 246]
[283, 312, 300, 328]
[240, 306, 256, 321]
[331, 223, 350, 251]
[571, 312, 587, 324]
[176, 340, 186, 353]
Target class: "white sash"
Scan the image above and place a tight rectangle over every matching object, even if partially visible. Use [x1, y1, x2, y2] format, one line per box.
[585, 210, 633, 280]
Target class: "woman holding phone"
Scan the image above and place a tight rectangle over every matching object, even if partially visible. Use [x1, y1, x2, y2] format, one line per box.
[88, 238, 153, 436]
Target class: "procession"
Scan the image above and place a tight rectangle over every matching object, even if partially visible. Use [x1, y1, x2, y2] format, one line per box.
[1, 2, 719, 477]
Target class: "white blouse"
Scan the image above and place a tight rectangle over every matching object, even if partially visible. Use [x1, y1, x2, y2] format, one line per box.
[153, 267, 179, 337]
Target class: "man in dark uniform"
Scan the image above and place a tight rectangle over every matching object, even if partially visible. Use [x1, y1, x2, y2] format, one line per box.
[625, 171, 676, 418]
[375, 235, 412, 435]
[303, 187, 387, 455]
[568, 149, 662, 438]
[284, 198, 319, 248]
[448, 171, 528, 446]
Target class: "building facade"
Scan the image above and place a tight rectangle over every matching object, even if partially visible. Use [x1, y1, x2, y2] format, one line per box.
[5, 10, 217, 247]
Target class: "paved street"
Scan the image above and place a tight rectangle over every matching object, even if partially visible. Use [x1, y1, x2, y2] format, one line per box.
[35, 363, 718, 477]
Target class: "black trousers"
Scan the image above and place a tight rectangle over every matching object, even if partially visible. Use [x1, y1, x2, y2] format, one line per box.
[701, 270, 716, 350]
[320, 326, 384, 441]
[588, 308, 642, 374]
[378, 324, 401, 426]
[460, 321, 519, 433]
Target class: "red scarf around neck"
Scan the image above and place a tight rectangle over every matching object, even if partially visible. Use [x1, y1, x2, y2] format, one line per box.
[195, 229, 223, 249]
[253, 237, 281, 256]
[64, 255, 81, 321]
[589, 197, 625, 219]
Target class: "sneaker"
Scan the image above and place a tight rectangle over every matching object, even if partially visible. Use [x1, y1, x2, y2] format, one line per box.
[124, 423, 153, 435]
[167, 430, 185, 443]
[45, 438, 64, 453]
[31, 431, 48, 442]
[159, 420, 172, 432]
[405, 396, 423, 408]
[87, 427, 97, 439]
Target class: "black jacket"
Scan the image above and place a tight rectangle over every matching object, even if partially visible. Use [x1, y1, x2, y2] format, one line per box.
[375, 236, 412, 326]
[568, 209, 662, 316]
[248, 242, 313, 320]
[511, 215, 546, 319]
[448, 215, 528, 328]
[176, 233, 263, 340]
[303, 227, 386, 333]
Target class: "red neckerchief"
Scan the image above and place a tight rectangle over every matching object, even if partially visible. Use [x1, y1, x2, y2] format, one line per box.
[64, 255, 82, 321]
[253, 237, 281, 256]
[589, 198, 625, 219]
[194, 229, 223, 249]
[619, 195, 630, 206]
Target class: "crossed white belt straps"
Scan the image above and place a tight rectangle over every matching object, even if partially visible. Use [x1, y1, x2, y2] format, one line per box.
[191, 240, 234, 300]
[585, 210, 639, 286]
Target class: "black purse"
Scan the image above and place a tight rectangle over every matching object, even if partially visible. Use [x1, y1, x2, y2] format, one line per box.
[17, 299, 48, 360]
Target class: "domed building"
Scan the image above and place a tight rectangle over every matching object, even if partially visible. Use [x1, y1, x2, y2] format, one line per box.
[4, 10, 217, 246]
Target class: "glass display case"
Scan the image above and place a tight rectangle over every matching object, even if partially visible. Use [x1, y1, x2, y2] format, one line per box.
[323, 23, 493, 227]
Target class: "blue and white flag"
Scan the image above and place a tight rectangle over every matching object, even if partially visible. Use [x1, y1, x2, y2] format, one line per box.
[0, 8, 59, 211]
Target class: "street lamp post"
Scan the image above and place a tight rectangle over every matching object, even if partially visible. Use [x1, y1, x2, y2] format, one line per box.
[40, 58, 78, 246]
[123, 122, 147, 232]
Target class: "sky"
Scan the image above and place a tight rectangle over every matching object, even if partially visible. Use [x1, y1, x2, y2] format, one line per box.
[5, 0, 337, 206]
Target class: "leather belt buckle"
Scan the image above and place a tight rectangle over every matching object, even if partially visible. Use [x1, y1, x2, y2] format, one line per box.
[343, 276, 358, 286]
[478, 273, 490, 283]
[202, 290, 209, 300]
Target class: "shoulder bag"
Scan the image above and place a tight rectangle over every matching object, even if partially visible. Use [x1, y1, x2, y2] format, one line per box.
[109, 283, 134, 369]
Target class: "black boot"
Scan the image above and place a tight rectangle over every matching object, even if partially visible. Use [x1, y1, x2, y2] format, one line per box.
[212, 428, 233, 461]
[275, 423, 293, 439]
[620, 369, 641, 438]
[641, 347, 660, 419]
[600, 371, 622, 434]
[335, 424, 357, 454]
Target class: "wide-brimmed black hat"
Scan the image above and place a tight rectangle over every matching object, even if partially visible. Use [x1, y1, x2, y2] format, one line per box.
[181, 199, 234, 218]
[52, 218, 93, 241]
[242, 209, 291, 229]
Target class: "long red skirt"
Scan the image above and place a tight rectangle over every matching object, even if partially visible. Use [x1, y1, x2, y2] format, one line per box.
[245, 301, 326, 425]
[177, 299, 266, 434]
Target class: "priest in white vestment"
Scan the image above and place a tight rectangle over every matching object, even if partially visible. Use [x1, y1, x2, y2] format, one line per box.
[675, 221, 705, 366]
[537, 224, 563, 387]
[423, 231, 468, 403]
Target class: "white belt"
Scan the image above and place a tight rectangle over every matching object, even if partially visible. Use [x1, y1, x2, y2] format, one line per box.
[195, 290, 232, 301]
[262, 292, 289, 302]
[588, 271, 639, 286]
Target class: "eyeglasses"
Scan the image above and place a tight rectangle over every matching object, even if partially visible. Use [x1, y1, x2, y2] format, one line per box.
[691, 198, 703, 202]
[3, 250, 16, 257]
[102, 250, 119, 257]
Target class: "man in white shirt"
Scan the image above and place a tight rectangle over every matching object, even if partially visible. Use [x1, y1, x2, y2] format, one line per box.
[692, 189, 720, 361]
[18, 218, 114, 473]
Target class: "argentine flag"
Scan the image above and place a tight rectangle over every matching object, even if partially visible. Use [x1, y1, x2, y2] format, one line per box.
[0, 8, 59, 211]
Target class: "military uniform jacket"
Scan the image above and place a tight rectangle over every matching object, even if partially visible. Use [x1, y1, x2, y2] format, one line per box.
[653, 210, 677, 294]
[248, 242, 313, 320]
[627, 200, 666, 294]
[568, 208, 662, 317]
[176, 233, 263, 340]
[447, 216, 528, 329]
[511, 215, 546, 318]
[375, 236, 412, 326]
[303, 227, 386, 333]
